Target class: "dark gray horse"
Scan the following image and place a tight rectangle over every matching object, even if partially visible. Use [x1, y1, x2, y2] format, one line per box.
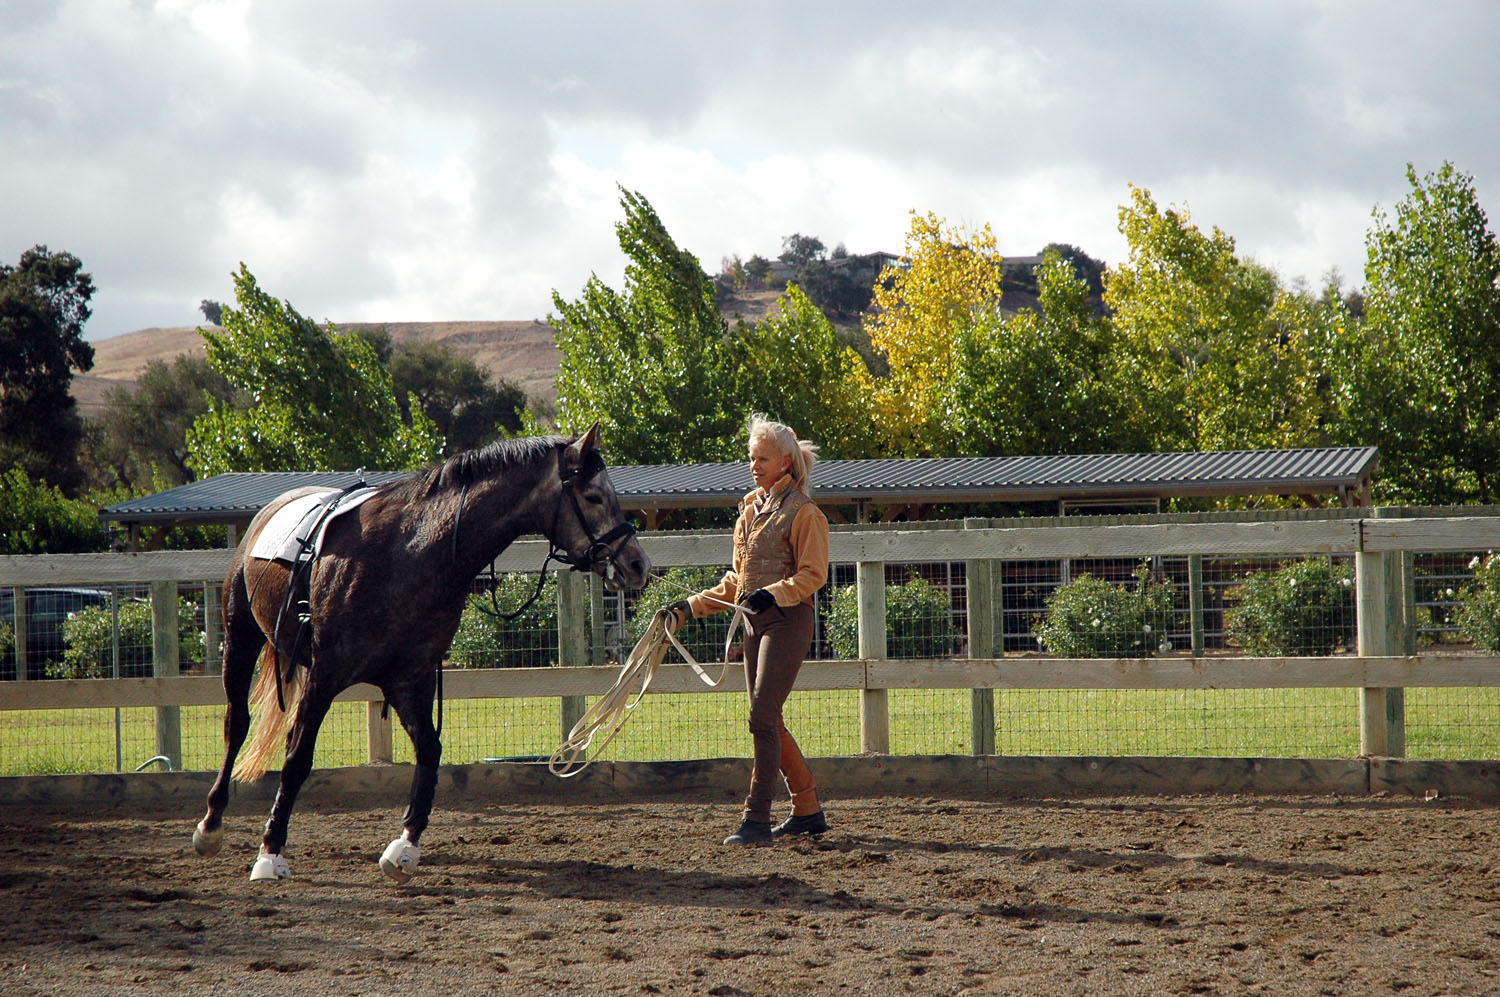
[193, 425, 650, 882]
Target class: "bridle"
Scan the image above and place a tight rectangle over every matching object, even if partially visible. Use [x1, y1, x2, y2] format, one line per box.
[466, 443, 637, 621]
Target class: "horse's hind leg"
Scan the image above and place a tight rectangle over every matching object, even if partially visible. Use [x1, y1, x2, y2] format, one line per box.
[194, 575, 261, 857]
[378, 672, 442, 883]
[249, 680, 335, 880]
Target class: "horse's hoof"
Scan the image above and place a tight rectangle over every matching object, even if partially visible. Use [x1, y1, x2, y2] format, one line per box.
[193, 821, 223, 857]
[379, 837, 421, 883]
[249, 853, 292, 881]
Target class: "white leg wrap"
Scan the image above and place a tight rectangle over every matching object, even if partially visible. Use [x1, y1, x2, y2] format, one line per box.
[249, 852, 292, 881]
[193, 821, 223, 857]
[379, 837, 421, 883]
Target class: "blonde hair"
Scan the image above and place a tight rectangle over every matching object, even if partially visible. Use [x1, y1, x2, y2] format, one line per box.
[747, 414, 818, 494]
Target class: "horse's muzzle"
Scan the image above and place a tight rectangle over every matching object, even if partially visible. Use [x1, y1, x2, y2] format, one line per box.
[603, 543, 651, 591]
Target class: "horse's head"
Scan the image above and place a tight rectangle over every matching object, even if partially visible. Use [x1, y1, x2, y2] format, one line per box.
[548, 423, 651, 591]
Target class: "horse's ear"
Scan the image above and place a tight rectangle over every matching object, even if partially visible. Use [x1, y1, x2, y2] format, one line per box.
[579, 422, 602, 454]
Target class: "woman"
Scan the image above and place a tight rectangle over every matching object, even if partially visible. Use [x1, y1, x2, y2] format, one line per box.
[668, 416, 831, 845]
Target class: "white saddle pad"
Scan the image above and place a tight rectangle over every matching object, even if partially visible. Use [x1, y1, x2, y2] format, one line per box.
[248, 487, 379, 564]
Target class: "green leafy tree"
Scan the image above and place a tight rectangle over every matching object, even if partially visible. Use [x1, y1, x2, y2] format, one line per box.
[1456, 553, 1500, 653]
[186, 265, 442, 475]
[0, 467, 106, 554]
[943, 248, 1145, 456]
[1106, 187, 1321, 452]
[89, 354, 237, 490]
[57, 596, 205, 679]
[0, 245, 95, 493]
[1335, 162, 1500, 503]
[552, 187, 741, 464]
[390, 341, 527, 454]
[729, 285, 877, 458]
[448, 574, 557, 668]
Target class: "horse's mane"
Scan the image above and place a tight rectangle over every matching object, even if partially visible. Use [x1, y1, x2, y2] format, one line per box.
[379, 435, 568, 503]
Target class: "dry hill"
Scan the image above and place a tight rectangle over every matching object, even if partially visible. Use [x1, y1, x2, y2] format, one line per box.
[76, 319, 564, 416]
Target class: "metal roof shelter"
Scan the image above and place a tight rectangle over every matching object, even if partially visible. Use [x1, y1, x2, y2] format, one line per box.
[100, 446, 1377, 546]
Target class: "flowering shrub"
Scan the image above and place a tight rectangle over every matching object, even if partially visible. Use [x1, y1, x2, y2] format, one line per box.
[448, 573, 557, 668]
[1035, 565, 1175, 658]
[1456, 553, 1500, 653]
[1225, 558, 1354, 656]
[826, 575, 961, 660]
[57, 597, 205, 679]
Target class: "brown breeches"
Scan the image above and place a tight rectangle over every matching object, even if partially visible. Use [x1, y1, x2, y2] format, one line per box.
[740, 601, 819, 823]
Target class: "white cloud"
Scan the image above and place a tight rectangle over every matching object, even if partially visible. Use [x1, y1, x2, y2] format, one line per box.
[1, 0, 1495, 340]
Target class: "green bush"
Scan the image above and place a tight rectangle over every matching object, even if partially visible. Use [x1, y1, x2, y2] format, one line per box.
[1457, 553, 1500, 653]
[56, 597, 205, 679]
[628, 567, 738, 663]
[449, 573, 557, 668]
[1035, 565, 1176, 658]
[1226, 558, 1355, 656]
[0, 618, 13, 662]
[826, 575, 962, 660]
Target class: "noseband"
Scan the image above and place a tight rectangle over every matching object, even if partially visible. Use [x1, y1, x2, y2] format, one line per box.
[548, 446, 638, 573]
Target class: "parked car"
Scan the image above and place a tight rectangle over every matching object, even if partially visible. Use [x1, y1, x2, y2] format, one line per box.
[0, 587, 112, 680]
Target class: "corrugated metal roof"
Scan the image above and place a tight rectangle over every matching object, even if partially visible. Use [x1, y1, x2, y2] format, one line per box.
[99, 447, 1378, 526]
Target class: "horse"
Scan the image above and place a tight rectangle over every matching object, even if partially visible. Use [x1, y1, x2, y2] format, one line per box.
[192, 424, 651, 883]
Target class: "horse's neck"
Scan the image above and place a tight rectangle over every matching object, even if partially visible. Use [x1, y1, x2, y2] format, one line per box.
[449, 464, 552, 574]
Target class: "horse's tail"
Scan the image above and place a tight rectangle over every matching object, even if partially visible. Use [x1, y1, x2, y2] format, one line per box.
[231, 644, 305, 784]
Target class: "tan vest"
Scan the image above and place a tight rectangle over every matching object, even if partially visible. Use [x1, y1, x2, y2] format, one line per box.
[736, 484, 811, 599]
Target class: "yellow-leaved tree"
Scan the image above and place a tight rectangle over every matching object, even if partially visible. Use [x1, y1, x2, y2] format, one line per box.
[858, 212, 1004, 456]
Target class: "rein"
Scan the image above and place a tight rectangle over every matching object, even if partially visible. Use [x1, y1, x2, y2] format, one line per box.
[549, 583, 746, 777]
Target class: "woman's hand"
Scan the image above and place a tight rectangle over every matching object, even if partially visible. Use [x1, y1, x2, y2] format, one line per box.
[737, 588, 776, 614]
[662, 599, 692, 630]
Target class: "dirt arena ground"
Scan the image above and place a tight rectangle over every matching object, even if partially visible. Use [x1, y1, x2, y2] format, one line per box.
[4, 790, 1498, 996]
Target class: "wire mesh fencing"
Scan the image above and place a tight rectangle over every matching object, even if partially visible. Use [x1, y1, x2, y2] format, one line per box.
[4, 526, 1500, 776]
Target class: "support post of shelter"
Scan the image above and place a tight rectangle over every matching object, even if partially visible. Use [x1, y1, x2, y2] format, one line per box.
[10, 586, 26, 681]
[857, 561, 889, 754]
[558, 569, 589, 742]
[150, 580, 181, 768]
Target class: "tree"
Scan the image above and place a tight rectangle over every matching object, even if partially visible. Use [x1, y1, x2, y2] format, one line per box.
[728, 285, 877, 459]
[857, 212, 1005, 455]
[1336, 162, 1500, 503]
[88, 353, 237, 490]
[943, 249, 1144, 457]
[389, 340, 527, 455]
[551, 187, 741, 464]
[186, 265, 442, 475]
[1105, 187, 1321, 452]
[199, 299, 224, 325]
[0, 467, 106, 554]
[779, 233, 826, 267]
[0, 245, 95, 493]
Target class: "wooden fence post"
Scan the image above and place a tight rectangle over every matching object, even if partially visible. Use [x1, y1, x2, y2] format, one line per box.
[1357, 508, 1406, 756]
[964, 519, 996, 755]
[857, 560, 889, 754]
[366, 700, 393, 764]
[150, 580, 181, 767]
[1188, 554, 1206, 656]
[203, 580, 222, 676]
[558, 569, 589, 743]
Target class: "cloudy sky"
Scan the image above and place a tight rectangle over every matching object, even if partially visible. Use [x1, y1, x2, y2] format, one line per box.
[5, 0, 1497, 342]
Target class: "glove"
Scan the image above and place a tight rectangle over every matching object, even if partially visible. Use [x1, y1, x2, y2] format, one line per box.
[663, 599, 692, 630]
[738, 588, 776, 614]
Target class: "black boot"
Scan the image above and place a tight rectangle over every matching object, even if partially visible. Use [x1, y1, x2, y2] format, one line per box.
[771, 809, 828, 838]
[723, 819, 773, 845]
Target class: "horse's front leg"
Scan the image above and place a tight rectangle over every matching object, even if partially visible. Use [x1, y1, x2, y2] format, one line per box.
[250, 682, 335, 881]
[380, 672, 442, 883]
